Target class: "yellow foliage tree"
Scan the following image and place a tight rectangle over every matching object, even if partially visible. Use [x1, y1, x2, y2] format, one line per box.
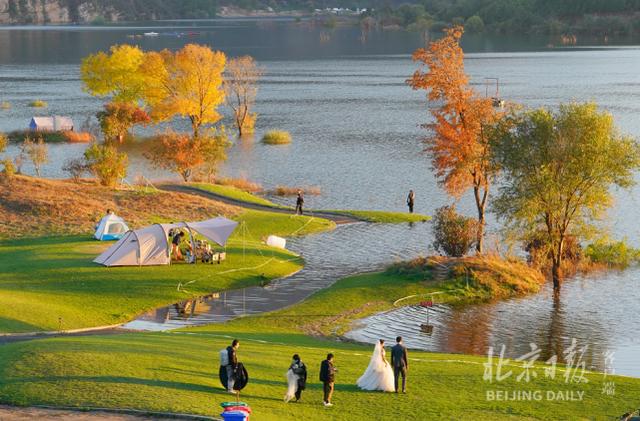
[80, 44, 147, 103]
[142, 44, 226, 139]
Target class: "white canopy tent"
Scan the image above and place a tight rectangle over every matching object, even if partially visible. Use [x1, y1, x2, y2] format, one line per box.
[94, 213, 129, 241]
[93, 217, 238, 267]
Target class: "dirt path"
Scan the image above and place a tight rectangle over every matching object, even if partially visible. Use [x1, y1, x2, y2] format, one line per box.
[0, 405, 216, 421]
[160, 184, 362, 225]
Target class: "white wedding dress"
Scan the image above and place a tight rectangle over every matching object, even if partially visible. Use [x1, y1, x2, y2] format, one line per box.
[356, 342, 395, 392]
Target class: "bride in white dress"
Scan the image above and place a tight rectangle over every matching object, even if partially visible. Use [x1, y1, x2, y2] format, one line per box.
[357, 339, 395, 392]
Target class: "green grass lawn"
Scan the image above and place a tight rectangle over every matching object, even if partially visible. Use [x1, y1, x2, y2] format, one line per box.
[0, 209, 334, 333]
[1, 271, 637, 420]
[324, 210, 431, 224]
[189, 183, 285, 209]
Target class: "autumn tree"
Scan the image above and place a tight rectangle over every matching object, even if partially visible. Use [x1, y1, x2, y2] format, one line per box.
[146, 128, 230, 182]
[224, 56, 263, 137]
[408, 26, 498, 253]
[432, 205, 480, 257]
[491, 103, 640, 290]
[81, 44, 147, 103]
[142, 44, 226, 139]
[84, 143, 128, 188]
[97, 102, 151, 143]
[23, 136, 48, 177]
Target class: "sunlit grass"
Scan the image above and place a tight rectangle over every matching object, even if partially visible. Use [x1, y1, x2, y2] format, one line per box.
[0, 271, 637, 420]
[0, 209, 334, 333]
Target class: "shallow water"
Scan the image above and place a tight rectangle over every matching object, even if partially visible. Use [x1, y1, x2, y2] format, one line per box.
[345, 269, 640, 377]
[124, 221, 431, 330]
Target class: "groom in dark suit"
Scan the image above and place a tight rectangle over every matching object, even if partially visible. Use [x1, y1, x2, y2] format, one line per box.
[391, 336, 408, 393]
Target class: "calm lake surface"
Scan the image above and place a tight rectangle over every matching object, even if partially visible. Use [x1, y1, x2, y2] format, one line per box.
[1, 20, 640, 376]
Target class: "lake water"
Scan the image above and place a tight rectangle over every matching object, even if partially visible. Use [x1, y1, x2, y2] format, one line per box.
[2, 20, 640, 376]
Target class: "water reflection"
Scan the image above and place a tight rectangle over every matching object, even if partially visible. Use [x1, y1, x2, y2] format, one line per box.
[346, 269, 640, 377]
[124, 222, 432, 331]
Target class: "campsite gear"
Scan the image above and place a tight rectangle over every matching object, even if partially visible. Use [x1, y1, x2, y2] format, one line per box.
[266, 235, 286, 250]
[93, 217, 238, 267]
[220, 410, 248, 421]
[220, 349, 230, 367]
[94, 213, 129, 241]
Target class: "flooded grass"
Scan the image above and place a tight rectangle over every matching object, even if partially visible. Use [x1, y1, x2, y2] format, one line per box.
[262, 130, 292, 145]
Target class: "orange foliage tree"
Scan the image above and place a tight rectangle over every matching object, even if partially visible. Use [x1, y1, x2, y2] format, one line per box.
[146, 129, 230, 182]
[96, 102, 151, 144]
[408, 26, 499, 254]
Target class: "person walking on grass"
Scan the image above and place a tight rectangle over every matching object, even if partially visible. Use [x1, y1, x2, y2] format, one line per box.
[285, 354, 307, 403]
[295, 190, 304, 215]
[226, 339, 240, 392]
[391, 336, 408, 393]
[406, 190, 415, 213]
[319, 353, 336, 407]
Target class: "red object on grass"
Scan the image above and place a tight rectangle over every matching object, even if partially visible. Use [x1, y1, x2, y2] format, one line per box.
[420, 300, 433, 307]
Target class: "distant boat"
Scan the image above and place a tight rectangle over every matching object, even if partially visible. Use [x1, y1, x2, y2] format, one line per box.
[143, 32, 159, 37]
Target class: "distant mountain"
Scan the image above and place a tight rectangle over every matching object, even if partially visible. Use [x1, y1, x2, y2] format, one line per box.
[0, 0, 386, 24]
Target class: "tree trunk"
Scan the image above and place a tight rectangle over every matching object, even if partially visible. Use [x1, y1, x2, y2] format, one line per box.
[473, 185, 487, 254]
[551, 260, 561, 290]
[237, 117, 243, 137]
[476, 206, 485, 254]
[552, 237, 564, 290]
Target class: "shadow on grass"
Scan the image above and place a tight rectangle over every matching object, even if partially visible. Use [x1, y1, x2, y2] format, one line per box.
[3, 375, 214, 393]
[0, 317, 44, 334]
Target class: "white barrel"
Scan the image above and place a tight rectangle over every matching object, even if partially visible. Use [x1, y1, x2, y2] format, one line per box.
[266, 235, 286, 249]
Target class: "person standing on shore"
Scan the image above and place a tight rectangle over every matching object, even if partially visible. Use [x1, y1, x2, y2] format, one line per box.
[319, 353, 336, 407]
[406, 190, 415, 213]
[295, 190, 304, 215]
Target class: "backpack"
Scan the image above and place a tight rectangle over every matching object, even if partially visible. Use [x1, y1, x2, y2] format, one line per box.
[220, 348, 229, 366]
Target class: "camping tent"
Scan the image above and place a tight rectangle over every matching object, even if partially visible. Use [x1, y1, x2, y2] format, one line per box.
[94, 213, 129, 241]
[93, 217, 238, 267]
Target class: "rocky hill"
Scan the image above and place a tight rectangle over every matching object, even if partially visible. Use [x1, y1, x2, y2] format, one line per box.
[0, 0, 218, 24]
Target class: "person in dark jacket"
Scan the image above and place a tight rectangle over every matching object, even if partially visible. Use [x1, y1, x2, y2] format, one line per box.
[319, 353, 336, 407]
[406, 190, 415, 213]
[226, 339, 240, 392]
[391, 336, 408, 393]
[285, 354, 307, 402]
[295, 190, 304, 215]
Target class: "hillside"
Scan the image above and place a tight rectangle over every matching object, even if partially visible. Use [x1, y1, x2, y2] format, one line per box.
[0, 176, 238, 238]
[0, 0, 639, 34]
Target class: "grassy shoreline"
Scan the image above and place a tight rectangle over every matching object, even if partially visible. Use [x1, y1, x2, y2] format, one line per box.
[188, 182, 431, 224]
[0, 209, 334, 334]
[0, 264, 637, 420]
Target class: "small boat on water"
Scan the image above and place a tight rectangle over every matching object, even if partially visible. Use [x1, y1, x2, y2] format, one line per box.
[143, 32, 159, 37]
